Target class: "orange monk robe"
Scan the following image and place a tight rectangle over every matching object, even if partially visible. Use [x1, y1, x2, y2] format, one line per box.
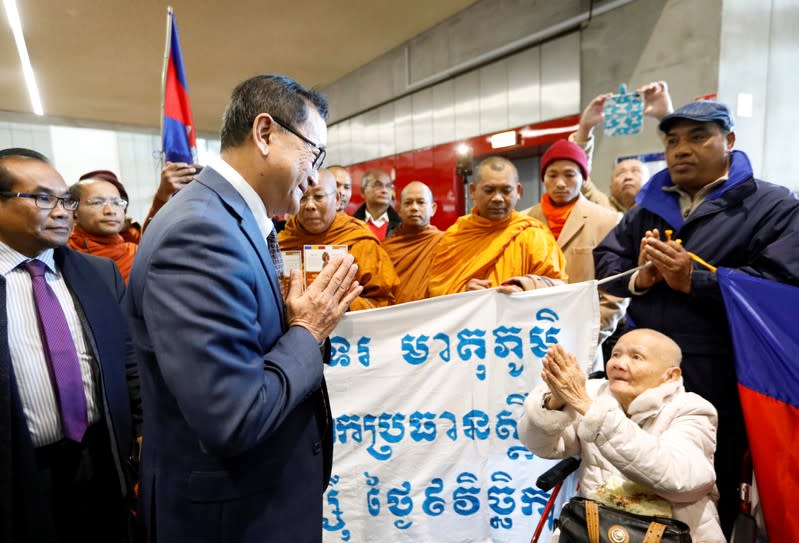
[382, 224, 444, 304]
[428, 209, 567, 296]
[67, 224, 138, 282]
[279, 213, 400, 311]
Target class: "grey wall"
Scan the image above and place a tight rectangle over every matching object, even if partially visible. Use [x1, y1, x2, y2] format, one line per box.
[325, 32, 581, 167]
[323, 0, 601, 124]
[718, 0, 798, 191]
[322, 0, 749, 194]
[582, 0, 723, 191]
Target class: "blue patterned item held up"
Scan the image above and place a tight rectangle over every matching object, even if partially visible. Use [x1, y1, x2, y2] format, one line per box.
[603, 84, 644, 136]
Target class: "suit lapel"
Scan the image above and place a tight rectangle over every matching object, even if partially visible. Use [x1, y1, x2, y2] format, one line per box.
[198, 170, 285, 323]
[557, 199, 587, 249]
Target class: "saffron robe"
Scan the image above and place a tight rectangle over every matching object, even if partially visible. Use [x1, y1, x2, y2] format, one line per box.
[279, 213, 399, 311]
[382, 224, 444, 304]
[67, 224, 137, 282]
[428, 210, 567, 296]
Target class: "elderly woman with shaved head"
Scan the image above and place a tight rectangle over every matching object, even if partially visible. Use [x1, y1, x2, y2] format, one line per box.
[518, 329, 725, 542]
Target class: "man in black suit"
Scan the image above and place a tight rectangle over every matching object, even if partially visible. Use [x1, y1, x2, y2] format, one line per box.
[0, 148, 140, 542]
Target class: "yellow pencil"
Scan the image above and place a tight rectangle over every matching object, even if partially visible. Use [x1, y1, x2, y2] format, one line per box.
[674, 239, 718, 272]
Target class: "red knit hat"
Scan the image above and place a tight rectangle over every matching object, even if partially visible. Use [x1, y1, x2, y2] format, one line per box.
[539, 140, 589, 180]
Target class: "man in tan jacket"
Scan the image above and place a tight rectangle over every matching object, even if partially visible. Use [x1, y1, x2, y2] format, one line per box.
[524, 140, 627, 359]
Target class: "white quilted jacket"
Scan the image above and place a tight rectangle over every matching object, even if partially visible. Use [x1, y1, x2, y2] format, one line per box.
[518, 378, 725, 542]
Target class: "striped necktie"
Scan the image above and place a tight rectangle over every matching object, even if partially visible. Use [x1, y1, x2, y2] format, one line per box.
[266, 229, 284, 277]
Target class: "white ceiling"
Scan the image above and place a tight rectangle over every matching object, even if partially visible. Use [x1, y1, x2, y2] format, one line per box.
[0, 0, 477, 134]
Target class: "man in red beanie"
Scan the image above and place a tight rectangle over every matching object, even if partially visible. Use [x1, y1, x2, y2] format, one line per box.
[68, 170, 138, 282]
[523, 140, 627, 360]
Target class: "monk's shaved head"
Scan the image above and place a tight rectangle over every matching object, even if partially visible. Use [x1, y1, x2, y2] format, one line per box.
[328, 165, 352, 211]
[475, 156, 519, 185]
[469, 156, 522, 221]
[398, 181, 436, 229]
[298, 168, 339, 234]
[316, 168, 337, 192]
[400, 181, 433, 202]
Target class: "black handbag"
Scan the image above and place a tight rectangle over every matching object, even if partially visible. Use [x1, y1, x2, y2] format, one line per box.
[558, 497, 692, 543]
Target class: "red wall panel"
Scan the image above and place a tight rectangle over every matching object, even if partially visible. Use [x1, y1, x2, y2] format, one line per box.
[342, 114, 580, 230]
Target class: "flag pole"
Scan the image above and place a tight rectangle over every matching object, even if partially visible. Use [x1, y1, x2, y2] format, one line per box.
[596, 262, 651, 286]
[159, 6, 173, 169]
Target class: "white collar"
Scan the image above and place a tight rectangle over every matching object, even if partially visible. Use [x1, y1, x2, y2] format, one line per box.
[209, 156, 273, 239]
[365, 209, 389, 226]
[0, 241, 55, 277]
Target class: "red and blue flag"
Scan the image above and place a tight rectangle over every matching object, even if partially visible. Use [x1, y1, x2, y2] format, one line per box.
[162, 12, 196, 164]
[719, 268, 799, 542]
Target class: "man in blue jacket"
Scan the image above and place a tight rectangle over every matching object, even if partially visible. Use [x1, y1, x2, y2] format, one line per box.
[594, 101, 799, 537]
[126, 74, 362, 543]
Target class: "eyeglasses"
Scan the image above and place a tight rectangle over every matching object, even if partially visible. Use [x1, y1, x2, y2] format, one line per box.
[84, 197, 128, 210]
[0, 191, 79, 210]
[300, 190, 336, 205]
[271, 114, 326, 170]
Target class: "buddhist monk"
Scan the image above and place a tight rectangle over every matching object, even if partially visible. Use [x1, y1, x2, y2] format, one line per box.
[279, 169, 399, 310]
[67, 170, 137, 281]
[328, 165, 352, 212]
[382, 181, 444, 303]
[428, 156, 567, 296]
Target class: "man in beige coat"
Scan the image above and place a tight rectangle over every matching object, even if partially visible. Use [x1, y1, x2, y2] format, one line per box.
[524, 140, 627, 358]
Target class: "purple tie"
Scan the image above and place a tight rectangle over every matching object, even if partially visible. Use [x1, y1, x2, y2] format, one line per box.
[23, 259, 88, 442]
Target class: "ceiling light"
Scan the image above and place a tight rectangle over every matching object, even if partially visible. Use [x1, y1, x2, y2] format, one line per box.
[489, 130, 518, 149]
[4, 0, 44, 115]
[519, 124, 580, 139]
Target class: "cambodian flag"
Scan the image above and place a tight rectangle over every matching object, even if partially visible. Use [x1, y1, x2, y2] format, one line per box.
[162, 10, 196, 164]
[718, 268, 799, 543]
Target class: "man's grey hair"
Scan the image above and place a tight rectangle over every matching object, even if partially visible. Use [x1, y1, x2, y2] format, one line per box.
[361, 169, 390, 190]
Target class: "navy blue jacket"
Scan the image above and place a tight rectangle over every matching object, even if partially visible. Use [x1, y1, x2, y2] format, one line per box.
[126, 167, 333, 543]
[0, 248, 139, 543]
[594, 150, 799, 419]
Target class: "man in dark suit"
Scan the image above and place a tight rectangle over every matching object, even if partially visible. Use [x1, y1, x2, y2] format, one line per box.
[0, 148, 140, 542]
[126, 74, 362, 543]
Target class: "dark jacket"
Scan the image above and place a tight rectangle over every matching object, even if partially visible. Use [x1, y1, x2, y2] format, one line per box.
[594, 150, 799, 419]
[353, 203, 402, 240]
[0, 248, 140, 543]
[126, 167, 333, 543]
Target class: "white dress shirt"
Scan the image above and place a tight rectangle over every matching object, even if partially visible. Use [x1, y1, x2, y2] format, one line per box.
[364, 209, 389, 228]
[1, 242, 100, 446]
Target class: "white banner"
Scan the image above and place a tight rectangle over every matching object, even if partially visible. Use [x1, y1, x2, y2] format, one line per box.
[322, 282, 599, 543]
